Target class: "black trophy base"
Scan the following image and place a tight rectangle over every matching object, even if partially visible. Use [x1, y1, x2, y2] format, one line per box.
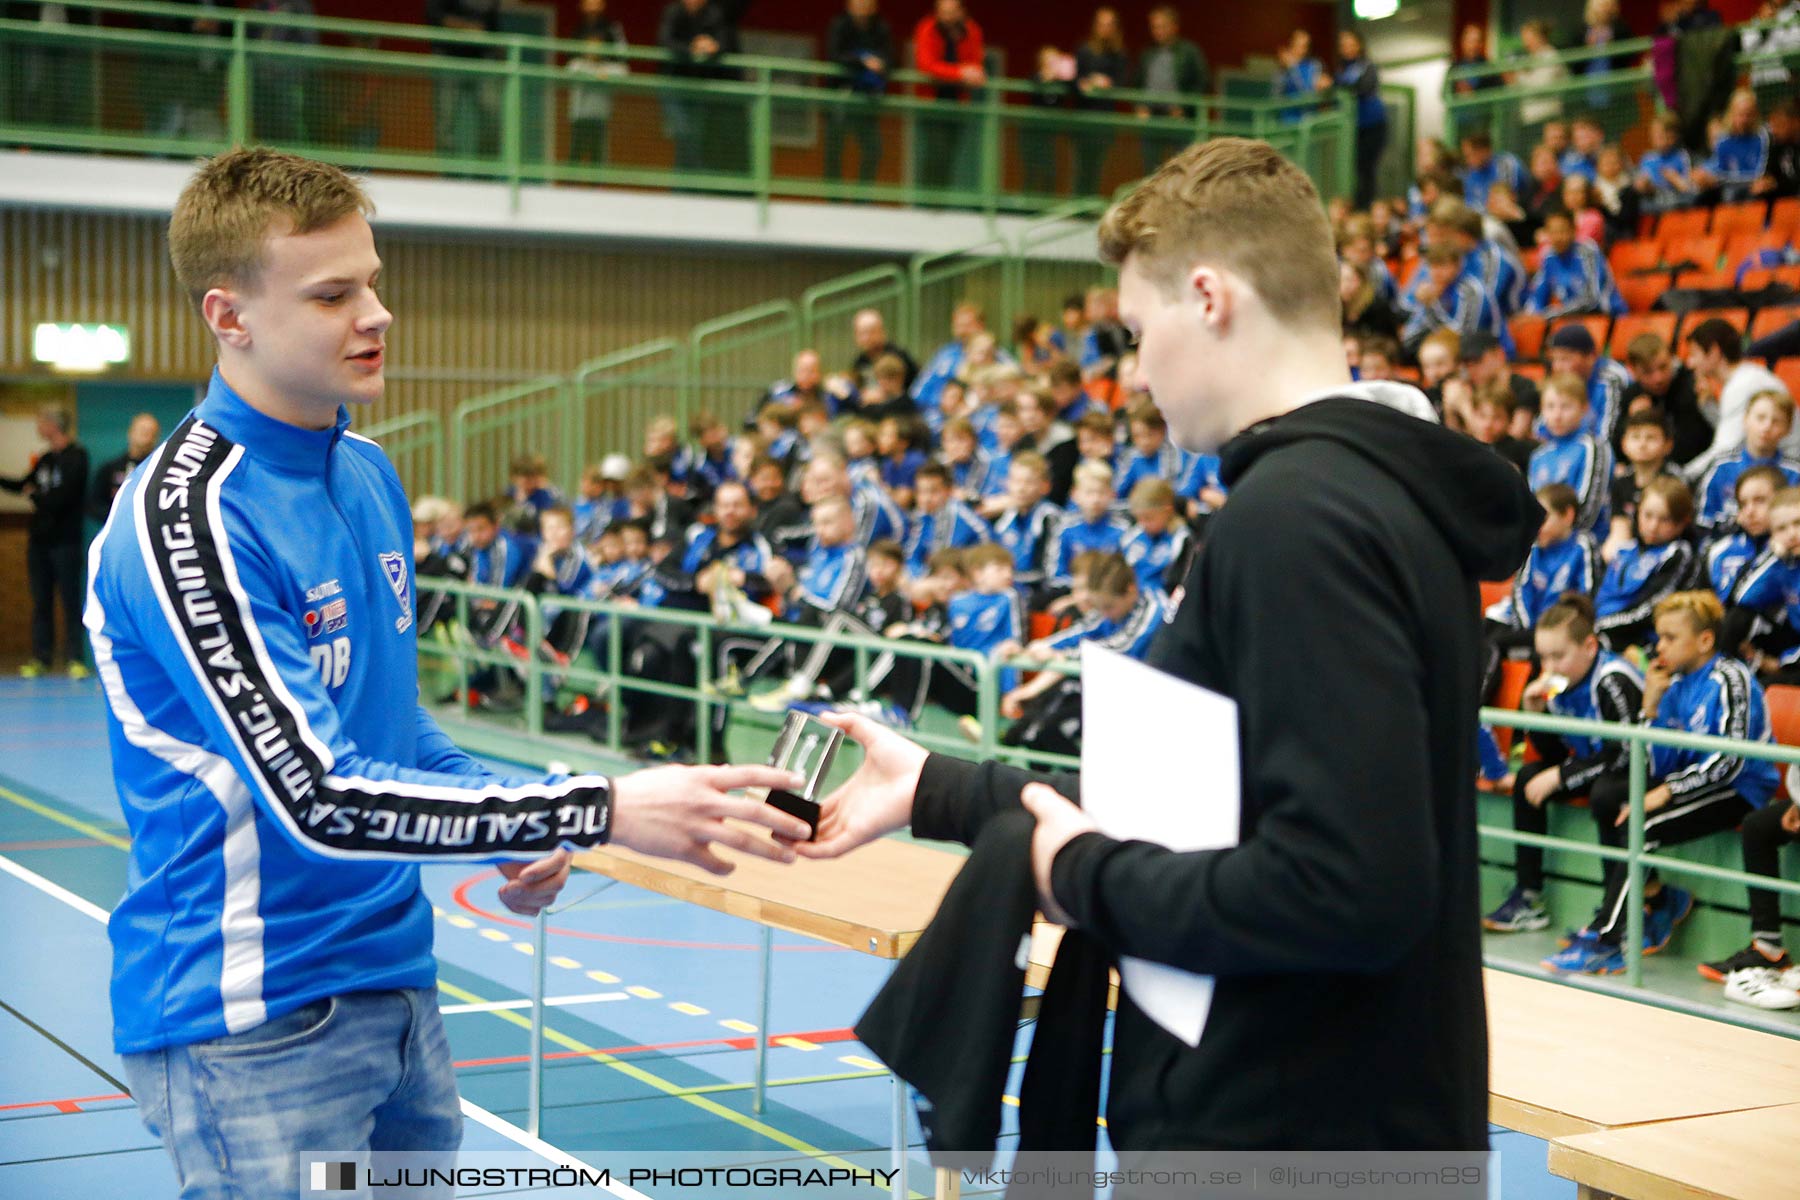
[766, 788, 820, 840]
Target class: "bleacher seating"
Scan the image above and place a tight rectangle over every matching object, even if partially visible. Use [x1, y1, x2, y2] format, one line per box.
[1609, 312, 1677, 359]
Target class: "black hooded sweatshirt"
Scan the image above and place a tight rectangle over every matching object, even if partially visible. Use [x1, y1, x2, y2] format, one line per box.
[911, 395, 1542, 1151]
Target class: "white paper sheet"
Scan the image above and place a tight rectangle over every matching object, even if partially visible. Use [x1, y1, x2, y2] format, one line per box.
[1077, 644, 1240, 1047]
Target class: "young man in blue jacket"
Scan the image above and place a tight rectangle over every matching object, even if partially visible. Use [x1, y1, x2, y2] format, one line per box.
[88, 148, 809, 1195]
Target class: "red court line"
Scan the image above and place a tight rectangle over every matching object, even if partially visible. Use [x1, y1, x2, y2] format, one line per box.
[450, 871, 843, 953]
[453, 1026, 858, 1069]
[0, 1091, 131, 1114]
[0, 838, 104, 851]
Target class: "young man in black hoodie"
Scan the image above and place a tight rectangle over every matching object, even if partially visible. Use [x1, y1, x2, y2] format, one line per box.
[799, 137, 1541, 1151]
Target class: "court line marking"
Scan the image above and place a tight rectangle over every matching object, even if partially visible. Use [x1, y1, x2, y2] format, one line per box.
[0, 783, 130, 852]
[0, 848, 655, 1194]
[440, 993, 629, 1015]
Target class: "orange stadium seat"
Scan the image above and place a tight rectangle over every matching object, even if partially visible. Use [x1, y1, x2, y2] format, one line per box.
[1609, 239, 1662, 277]
[1490, 659, 1535, 754]
[1767, 685, 1800, 748]
[1028, 611, 1058, 642]
[1722, 232, 1764, 272]
[1778, 359, 1800, 395]
[1772, 197, 1800, 236]
[1678, 307, 1751, 353]
[1618, 273, 1670, 315]
[1672, 267, 1736, 291]
[1479, 579, 1512, 614]
[1609, 312, 1677, 359]
[1657, 207, 1711, 242]
[1711, 201, 1768, 239]
[1513, 361, 1546, 383]
[1511, 314, 1548, 361]
[1664, 235, 1724, 274]
[1750, 305, 1800, 346]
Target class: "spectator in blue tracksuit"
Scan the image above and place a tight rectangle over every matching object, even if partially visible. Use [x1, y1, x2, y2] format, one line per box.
[1044, 462, 1133, 589]
[903, 462, 992, 575]
[87, 148, 807, 1199]
[1402, 245, 1497, 355]
[1704, 466, 1781, 598]
[1686, 391, 1800, 529]
[1695, 89, 1771, 203]
[910, 301, 1011, 412]
[1524, 211, 1628, 319]
[1593, 476, 1699, 653]
[1459, 128, 1524, 213]
[1529, 373, 1614, 538]
[1482, 594, 1645, 934]
[1541, 322, 1635, 450]
[1635, 113, 1697, 212]
[1274, 28, 1325, 124]
[1120, 477, 1191, 596]
[1115, 400, 1193, 498]
[1724, 488, 1800, 679]
[1335, 29, 1388, 208]
[987, 450, 1062, 593]
[1546, 590, 1776, 973]
[1175, 448, 1227, 518]
[1485, 483, 1603, 636]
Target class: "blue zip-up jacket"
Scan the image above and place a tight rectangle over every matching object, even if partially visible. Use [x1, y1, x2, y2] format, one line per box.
[796, 540, 866, 615]
[1463, 152, 1525, 213]
[1532, 356, 1634, 448]
[1469, 239, 1527, 316]
[944, 449, 992, 499]
[1524, 241, 1628, 319]
[1041, 590, 1174, 660]
[881, 449, 927, 493]
[978, 450, 1014, 498]
[991, 500, 1061, 586]
[1121, 523, 1191, 595]
[588, 555, 650, 598]
[86, 373, 615, 1055]
[1529, 432, 1613, 538]
[1487, 531, 1602, 630]
[1115, 442, 1191, 498]
[1044, 510, 1133, 587]
[571, 495, 627, 544]
[1560, 148, 1597, 181]
[1648, 654, 1777, 807]
[1705, 130, 1771, 190]
[1689, 448, 1800, 528]
[1401, 274, 1500, 348]
[1707, 526, 1767, 597]
[1275, 55, 1323, 123]
[1636, 147, 1693, 207]
[903, 499, 992, 575]
[680, 524, 773, 582]
[851, 482, 906, 546]
[1174, 452, 1226, 511]
[1594, 537, 1698, 640]
[948, 586, 1026, 691]
[466, 529, 536, 590]
[970, 404, 1002, 455]
[1535, 650, 1645, 793]
[1731, 550, 1800, 663]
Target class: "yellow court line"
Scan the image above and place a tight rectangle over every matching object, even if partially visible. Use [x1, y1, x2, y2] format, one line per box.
[434, 978, 922, 1197]
[0, 784, 131, 851]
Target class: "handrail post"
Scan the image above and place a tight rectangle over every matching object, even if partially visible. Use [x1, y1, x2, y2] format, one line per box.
[503, 44, 523, 209]
[1625, 738, 1647, 987]
[524, 594, 543, 738]
[752, 67, 773, 226]
[979, 81, 1001, 226]
[606, 614, 623, 752]
[1335, 91, 1355, 201]
[696, 624, 715, 765]
[228, 20, 250, 147]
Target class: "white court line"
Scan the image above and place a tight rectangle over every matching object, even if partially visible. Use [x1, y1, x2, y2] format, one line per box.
[0, 850, 650, 1198]
[439, 992, 629, 1014]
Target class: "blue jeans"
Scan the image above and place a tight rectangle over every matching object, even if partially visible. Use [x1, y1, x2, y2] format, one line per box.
[123, 988, 461, 1199]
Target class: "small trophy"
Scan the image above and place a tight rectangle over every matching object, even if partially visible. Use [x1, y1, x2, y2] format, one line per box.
[764, 711, 843, 840]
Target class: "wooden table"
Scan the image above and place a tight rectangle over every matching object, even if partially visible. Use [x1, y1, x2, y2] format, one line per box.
[555, 833, 967, 1197]
[1028, 930, 1800, 1148]
[1548, 1102, 1800, 1200]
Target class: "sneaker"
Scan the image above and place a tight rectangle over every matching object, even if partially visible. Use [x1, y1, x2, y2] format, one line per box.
[66, 662, 91, 680]
[18, 662, 45, 679]
[1723, 967, 1800, 1011]
[1698, 940, 1792, 983]
[1543, 932, 1626, 975]
[1482, 887, 1549, 933]
[749, 677, 814, 713]
[500, 637, 530, 662]
[705, 665, 745, 699]
[957, 715, 983, 744]
[1642, 886, 1694, 955]
[840, 698, 912, 732]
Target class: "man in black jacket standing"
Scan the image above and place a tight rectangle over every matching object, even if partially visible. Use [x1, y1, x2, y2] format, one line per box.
[658, 0, 752, 175]
[3, 406, 91, 677]
[823, 0, 893, 185]
[88, 411, 161, 521]
[802, 138, 1540, 1152]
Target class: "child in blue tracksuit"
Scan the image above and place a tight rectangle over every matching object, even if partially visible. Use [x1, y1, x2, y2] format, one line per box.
[1484, 595, 1645, 934]
[1594, 476, 1699, 653]
[1547, 591, 1778, 973]
[1120, 477, 1192, 596]
[1044, 461, 1133, 592]
[1687, 391, 1800, 529]
[1705, 466, 1780, 598]
[903, 461, 992, 576]
[1635, 114, 1697, 212]
[987, 450, 1063, 597]
[883, 543, 1023, 728]
[1523, 210, 1628, 319]
[1114, 400, 1191, 499]
[1529, 374, 1613, 539]
[1723, 485, 1800, 682]
[1695, 89, 1770, 204]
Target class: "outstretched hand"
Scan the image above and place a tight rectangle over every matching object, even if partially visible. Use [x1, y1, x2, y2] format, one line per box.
[497, 849, 572, 917]
[792, 710, 929, 860]
[610, 764, 812, 876]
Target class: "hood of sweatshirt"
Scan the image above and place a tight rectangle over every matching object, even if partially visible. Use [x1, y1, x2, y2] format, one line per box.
[1219, 393, 1543, 582]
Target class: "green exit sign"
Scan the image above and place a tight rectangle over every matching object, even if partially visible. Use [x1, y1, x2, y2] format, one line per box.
[33, 322, 132, 371]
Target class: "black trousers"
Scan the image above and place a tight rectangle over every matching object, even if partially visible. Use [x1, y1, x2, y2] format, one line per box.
[27, 536, 84, 667]
[1509, 759, 1592, 894]
[999, 677, 1083, 758]
[824, 102, 882, 184]
[1588, 773, 1751, 942]
[882, 647, 979, 724]
[1742, 797, 1799, 943]
[1353, 120, 1388, 210]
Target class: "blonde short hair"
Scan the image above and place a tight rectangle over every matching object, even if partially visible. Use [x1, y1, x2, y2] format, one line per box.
[169, 147, 372, 311]
[1072, 460, 1115, 490]
[1098, 137, 1340, 332]
[1653, 590, 1724, 638]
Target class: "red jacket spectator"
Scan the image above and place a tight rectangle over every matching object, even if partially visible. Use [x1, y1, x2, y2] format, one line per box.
[913, 4, 985, 101]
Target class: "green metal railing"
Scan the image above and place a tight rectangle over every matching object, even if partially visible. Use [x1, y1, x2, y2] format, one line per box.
[357, 408, 446, 498]
[447, 374, 570, 501]
[1, 0, 1354, 216]
[1480, 705, 1800, 990]
[568, 338, 688, 478]
[689, 300, 799, 427]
